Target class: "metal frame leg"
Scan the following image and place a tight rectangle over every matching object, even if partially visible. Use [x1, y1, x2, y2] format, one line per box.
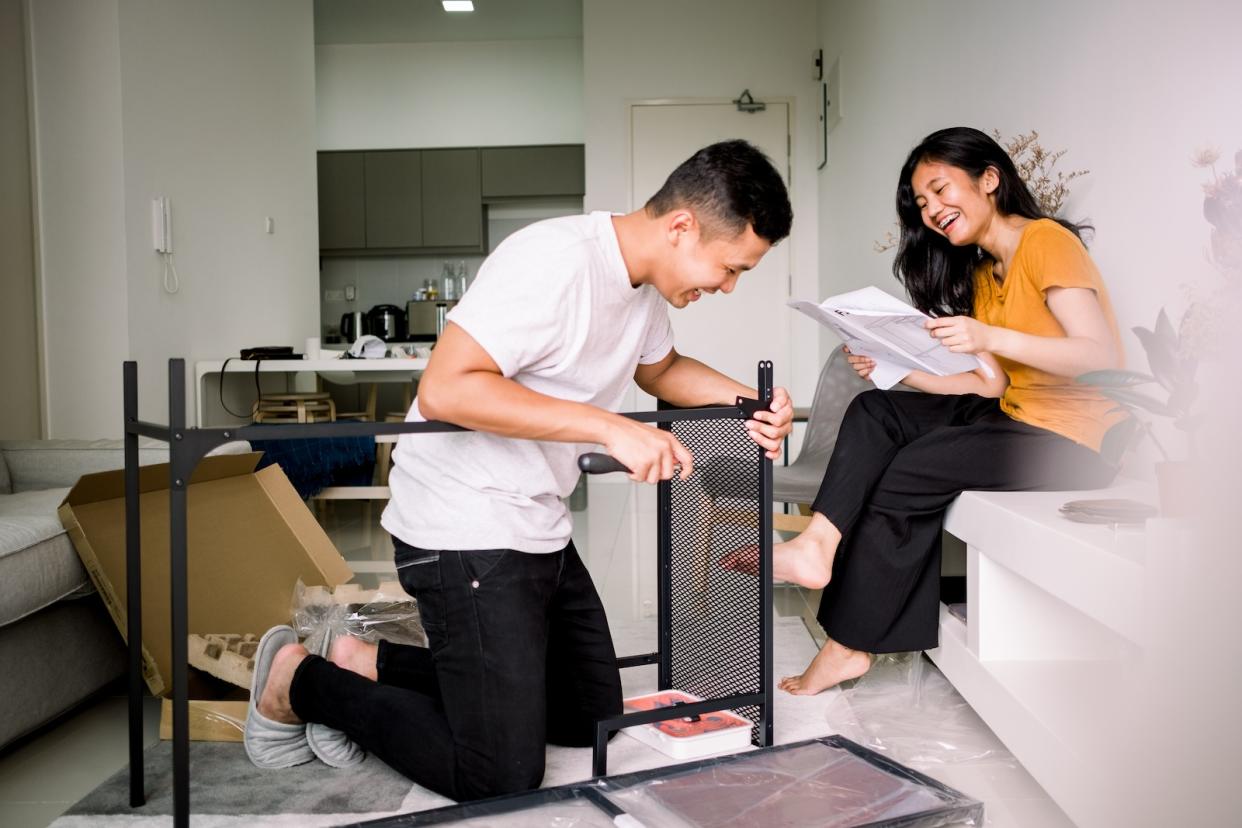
[123, 362, 144, 807]
[168, 360, 190, 828]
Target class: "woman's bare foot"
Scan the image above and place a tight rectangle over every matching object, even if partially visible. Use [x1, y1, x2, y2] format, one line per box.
[719, 544, 761, 576]
[778, 637, 871, 695]
[257, 642, 308, 724]
[771, 513, 842, 589]
[328, 635, 379, 681]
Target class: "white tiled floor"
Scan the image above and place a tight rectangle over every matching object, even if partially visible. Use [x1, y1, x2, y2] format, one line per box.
[0, 481, 1075, 827]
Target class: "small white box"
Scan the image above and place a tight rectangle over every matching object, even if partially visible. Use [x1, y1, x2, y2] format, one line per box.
[621, 690, 752, 760]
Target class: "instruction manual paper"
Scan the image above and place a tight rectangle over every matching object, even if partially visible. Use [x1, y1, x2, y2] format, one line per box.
[790, 286, 992, 389]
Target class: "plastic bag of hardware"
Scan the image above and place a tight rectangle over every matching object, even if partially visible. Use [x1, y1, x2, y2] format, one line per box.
[291, 579, 426, 656]
[823, 653, 1017, 769]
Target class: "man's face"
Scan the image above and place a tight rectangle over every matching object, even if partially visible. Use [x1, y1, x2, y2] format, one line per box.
[658, 212, 771, 309]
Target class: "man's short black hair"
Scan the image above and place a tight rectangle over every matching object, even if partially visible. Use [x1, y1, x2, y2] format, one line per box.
[644, 139, 793, 244]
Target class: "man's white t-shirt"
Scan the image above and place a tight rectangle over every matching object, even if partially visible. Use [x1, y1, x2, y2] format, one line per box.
[380, 212, 674, 553]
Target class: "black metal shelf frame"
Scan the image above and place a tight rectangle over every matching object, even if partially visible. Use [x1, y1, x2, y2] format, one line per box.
[122, 358, 774, 827]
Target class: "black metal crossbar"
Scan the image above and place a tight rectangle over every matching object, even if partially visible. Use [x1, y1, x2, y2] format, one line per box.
[122, 358, 773, 826]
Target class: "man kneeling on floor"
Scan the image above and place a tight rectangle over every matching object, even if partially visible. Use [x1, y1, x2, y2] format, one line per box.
[245, 140, 794, 800]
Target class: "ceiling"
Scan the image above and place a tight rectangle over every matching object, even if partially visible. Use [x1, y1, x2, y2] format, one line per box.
[313, 0, 583, 44]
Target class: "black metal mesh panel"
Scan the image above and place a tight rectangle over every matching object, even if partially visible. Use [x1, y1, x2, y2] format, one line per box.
[665, 416, 765, 743]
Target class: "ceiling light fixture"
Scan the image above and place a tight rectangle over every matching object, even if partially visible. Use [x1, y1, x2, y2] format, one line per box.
[442, 1, 474, 11]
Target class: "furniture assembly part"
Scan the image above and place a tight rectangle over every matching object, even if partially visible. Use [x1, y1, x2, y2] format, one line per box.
[124, 358, 776, 827]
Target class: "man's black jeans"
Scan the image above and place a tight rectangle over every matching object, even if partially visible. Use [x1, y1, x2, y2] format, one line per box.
[288, 539, 623, 801]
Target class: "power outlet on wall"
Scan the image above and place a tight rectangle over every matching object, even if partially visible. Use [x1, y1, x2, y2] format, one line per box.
[344, 284, 356, 301]
[324, 289, 345, 302]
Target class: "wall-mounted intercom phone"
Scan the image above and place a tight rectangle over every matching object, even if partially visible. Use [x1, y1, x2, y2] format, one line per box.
[152, 196, 179, 293]
[152, 196, 172, 253]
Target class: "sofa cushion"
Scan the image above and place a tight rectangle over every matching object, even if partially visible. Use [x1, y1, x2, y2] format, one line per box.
[0, 452, 10, 495]
[0, 488, 93, 628]
[0, 439, 170, 493]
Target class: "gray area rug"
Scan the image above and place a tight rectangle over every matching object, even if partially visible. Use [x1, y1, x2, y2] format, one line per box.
[52, 618, 829, 827]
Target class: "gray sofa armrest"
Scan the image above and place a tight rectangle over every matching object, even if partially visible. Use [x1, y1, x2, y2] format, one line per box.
[0, 439, 251, 493]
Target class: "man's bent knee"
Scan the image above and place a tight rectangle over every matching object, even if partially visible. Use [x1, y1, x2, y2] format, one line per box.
[454, 751, 545, 801]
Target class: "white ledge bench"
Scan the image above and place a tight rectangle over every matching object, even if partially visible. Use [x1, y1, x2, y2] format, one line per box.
[928, 479, 1160, 827]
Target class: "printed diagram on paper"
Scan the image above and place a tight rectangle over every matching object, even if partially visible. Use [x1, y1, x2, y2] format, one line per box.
[789, 286, 992, 389]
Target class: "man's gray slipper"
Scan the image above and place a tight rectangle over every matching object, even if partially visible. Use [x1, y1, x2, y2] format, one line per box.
[306, 632, 366, 768]
[244, 625, 314, 769]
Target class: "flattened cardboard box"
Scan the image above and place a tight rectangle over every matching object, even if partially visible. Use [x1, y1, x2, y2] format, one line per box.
[59, 452, 353, 699]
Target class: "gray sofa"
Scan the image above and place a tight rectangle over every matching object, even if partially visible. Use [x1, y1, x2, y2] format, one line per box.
[0, 438, 246, 751]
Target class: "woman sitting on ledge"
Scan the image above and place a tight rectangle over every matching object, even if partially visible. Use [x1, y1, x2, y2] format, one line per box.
[729, 126, 1126, 694]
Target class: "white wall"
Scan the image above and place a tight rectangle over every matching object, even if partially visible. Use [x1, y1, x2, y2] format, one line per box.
[316, 39, 583, 150]
[27, 0, 320, 433]
[26, 0, 130, 438]
[582, 0, 823, 406]
[816, 0, 1242, 371]
[0, 0, 40, 438]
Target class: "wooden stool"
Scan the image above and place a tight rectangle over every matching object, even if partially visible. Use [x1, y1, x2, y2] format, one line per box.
[376, 412, 405, 485]
[252, 392, 336, 423]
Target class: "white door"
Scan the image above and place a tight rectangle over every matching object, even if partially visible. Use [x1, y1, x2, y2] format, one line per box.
[630, 101, 792, 401]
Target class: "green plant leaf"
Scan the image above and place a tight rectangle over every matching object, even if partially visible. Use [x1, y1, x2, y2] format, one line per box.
[1154, 308, 1178, 350]
[1097, 386, 1178, 416]
[1076, 369, 1155, 387]
[1132, 324, 1183, 393]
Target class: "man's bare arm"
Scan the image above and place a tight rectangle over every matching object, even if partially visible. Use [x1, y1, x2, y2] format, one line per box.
[634, 349, 793, 458]
[417, 322, 693, 483]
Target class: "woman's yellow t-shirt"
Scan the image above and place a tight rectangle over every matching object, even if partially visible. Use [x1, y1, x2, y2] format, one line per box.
[972, 219, 1125, 452]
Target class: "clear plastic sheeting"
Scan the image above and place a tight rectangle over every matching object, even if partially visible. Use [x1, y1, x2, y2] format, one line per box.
[824, 653, 1017, 769]
[605, 740, 980, 828]
[290, 579, 426, 656]
[429, 797, 620, 828]
[354, 737, 982, 828]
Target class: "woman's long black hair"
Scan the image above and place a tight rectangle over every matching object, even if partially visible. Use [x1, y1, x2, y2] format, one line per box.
[893, 127, 1090, 317]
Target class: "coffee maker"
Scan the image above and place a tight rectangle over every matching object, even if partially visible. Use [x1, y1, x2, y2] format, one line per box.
[365, 304, 408, 342]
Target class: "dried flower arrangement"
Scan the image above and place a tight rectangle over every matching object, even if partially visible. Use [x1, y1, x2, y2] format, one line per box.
[1178, 145, 1242, 363]
[874, 130, 1089, 252]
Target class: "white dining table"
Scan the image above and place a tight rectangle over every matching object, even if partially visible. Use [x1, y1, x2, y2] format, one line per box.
[195, 355, 428, 426]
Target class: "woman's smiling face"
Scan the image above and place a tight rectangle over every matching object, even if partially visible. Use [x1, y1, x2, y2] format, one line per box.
[910, 160, 998, 246]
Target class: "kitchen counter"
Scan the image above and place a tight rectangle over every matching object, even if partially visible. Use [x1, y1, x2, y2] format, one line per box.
[195, 356, 427, 426]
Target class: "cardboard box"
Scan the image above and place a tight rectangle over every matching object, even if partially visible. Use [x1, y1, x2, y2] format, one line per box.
[158, 699, 249, 743]
[59, 452, 353, 735]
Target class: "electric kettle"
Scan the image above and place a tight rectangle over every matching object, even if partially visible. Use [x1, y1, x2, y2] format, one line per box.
[339, 311, 364, 343]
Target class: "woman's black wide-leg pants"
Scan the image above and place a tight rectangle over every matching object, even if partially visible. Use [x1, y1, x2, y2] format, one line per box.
[811, 389, 1116, 653]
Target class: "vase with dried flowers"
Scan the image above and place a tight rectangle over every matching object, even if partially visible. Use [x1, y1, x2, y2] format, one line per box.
[875, 129, 1088, 252]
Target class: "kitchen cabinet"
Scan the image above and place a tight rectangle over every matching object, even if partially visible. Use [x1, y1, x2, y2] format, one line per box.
[317, 152, 366, 250]
[317, 143, 583, 254]
[364, 150, 423, 248]
[480, 145, 585, 199]
[421, 148, 482, 248]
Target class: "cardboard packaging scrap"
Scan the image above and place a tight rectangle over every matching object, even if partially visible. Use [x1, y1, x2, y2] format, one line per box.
[59, 452, 353, 740]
